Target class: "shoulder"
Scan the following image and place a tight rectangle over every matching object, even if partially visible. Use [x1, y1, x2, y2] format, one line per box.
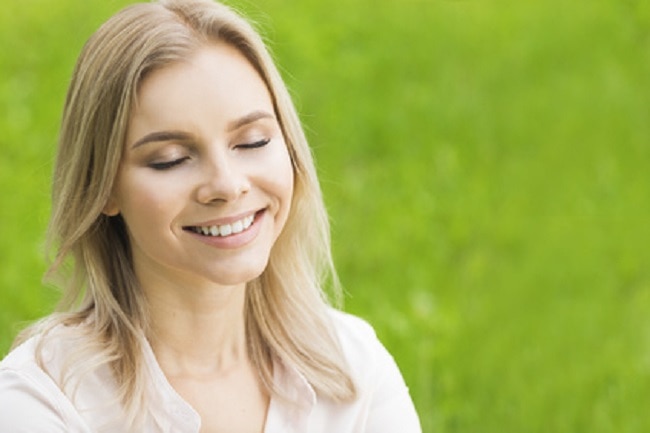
[327, 309, 378, 348]
[326, 308, 390, 376]
[0, 336, 72, 431]
[327, 309, 384, 361]
[324, 308, 422, 432]
[0, 323, 121, 432]
[2, 323, 86, 384]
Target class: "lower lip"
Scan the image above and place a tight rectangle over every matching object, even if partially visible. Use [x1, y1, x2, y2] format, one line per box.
[187, 210, 265, 249]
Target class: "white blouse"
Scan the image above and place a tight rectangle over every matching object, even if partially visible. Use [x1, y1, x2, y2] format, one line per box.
[0, 310, 422, 432]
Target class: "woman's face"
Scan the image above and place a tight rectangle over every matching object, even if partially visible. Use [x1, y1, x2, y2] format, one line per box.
[106, 43, 294, 290]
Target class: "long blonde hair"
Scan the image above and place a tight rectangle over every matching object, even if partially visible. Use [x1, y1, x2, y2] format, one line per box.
[17, 0, 355, 422]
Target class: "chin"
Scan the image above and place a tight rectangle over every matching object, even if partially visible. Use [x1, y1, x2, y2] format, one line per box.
[210, 263, 268, 287]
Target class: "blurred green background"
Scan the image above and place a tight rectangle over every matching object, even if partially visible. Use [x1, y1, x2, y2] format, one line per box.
[1, 0, 650, 431]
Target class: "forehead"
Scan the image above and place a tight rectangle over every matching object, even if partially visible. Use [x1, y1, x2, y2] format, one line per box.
[128, 42, 274, 137]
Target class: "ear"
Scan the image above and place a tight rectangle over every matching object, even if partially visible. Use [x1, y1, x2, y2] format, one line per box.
[102, 196, 120, 216]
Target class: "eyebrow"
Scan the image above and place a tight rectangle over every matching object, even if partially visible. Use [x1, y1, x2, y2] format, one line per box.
[130, 110, 276, 149]
[227, 110, 275, 132]
[131, 131, 192, 149]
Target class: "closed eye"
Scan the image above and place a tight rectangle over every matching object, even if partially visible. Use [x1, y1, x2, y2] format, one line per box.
[237, 138, 270, 150]
[148, 156, 190, 170]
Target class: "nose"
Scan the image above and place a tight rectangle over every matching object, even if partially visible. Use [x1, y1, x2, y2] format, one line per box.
[195, 152, 250, 204]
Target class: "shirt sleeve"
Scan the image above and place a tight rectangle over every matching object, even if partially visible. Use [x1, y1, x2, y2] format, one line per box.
[364, 339, 422, 433]
[0, 368, 68, 432]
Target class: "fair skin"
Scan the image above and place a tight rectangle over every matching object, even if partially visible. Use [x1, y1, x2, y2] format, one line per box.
[105, 42, 294, 433]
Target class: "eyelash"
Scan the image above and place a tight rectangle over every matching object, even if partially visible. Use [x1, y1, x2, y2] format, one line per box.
[149, 157, 189, 170]
[147, 139, 270, 170]
[237, 138, 271, 149]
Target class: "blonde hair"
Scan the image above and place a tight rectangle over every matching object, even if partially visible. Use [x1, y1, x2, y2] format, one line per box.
[17, 0, 355, 423]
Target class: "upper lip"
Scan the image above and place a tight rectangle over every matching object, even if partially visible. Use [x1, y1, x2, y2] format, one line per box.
[183, 209, 261, 228]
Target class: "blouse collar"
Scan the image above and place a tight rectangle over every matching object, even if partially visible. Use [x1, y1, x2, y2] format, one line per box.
[141, 337, 316, 433]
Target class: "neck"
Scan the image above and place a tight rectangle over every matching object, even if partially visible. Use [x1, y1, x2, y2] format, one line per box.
[143, 277, 249, 377]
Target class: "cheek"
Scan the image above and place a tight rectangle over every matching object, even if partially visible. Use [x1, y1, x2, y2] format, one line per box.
[116, 175, 178, 233]
[275, 149, 295, 205]
[276, 156, 295, 231]
[257, 145, 294, 231]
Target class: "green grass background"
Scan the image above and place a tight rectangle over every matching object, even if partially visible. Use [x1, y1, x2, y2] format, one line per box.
[2, 0, 650, 431]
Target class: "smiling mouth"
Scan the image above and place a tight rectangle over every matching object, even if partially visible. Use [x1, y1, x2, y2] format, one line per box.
[185, 213, 256, 237]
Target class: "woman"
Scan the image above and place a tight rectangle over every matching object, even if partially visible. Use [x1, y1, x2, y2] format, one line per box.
[0, 0, 421, 431]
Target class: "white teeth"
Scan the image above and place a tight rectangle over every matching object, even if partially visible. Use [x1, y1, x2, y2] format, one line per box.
[220, 224, 232, 236]
[192, 213, 256, 238]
